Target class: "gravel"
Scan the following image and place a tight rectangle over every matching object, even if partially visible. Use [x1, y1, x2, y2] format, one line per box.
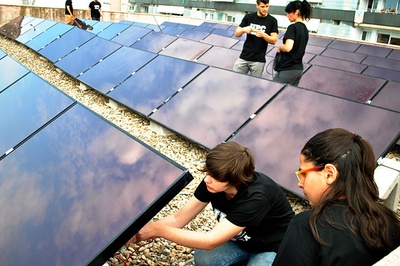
[0, 35, 399, 266]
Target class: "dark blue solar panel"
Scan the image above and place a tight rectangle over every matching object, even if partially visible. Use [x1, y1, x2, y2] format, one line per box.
[299, 65, 385, 102]
[179, 29, 210, 42]
[146, 24, 165, 32]
[309, 55, 367, 73]
[133, 22, 149, 28]
[361, 55, 400, 71]
[131, 31, 177, 53]
[55, 37, 122, 77]
[89, 21, 112, 35]
[193, 26, 214, 33]
[108, 55, 208, 116]
[213, 23, 231, 30]
[370, 81, 400, 112]
[16, 20, 56, 44]
[177, 23, 195, 29]
[78, 46, 157, 93]
[160, 26, 186, 36]
[159, 38, 212, 61]
[201, 33, 238, 48]
[0, 72, 74, 157]
[0, 103, 192, 266]
[356, 44, 392, 58]
[110, 25, 152, 46]
[161, 21, 179, 27]
[19, 17, 45, 35]
[307, 35, 332, 47]
[363, 66, 400, 83]
[211, 28, 235, 37]
[0, 56, 29, 93]
[25, 23, 73, 51]
[327, 39, 361, 52]
[119, 20, 134, 25]
[388, 49, 400, 60]
[321, 47, 367, 63]
[305, 44, 326, 55]
[199, 22, 216, 27]
[230, 86, 400, 196]
[38, 27, 95, 63]
[196, 46, 240, 70]
[150, 67, 284, 149]
[97, 23, 130, 40]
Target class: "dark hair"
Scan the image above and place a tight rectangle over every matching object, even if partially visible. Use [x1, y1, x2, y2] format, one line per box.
[302, 128, 400, 249]
[285, 0, 312, 21]
[201, 141, 255, 189]
[257, 0, 270, 5]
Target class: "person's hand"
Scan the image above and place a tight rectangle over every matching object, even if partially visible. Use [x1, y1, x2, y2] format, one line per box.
[125, 234, 137, 247]
[243, 26, 253, 34]
[253, 30, 264, 38]
[135, 221, 157, 241]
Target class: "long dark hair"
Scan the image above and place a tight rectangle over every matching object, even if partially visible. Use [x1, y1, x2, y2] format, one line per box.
[301, 128, 400, 249]
[285, 0, 312, 21]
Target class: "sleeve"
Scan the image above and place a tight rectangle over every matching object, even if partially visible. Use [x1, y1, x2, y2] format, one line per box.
[283, 24, 296, 42]
[193, 179, 211, 203]
[239, 14, 250, 28]
[272, 212, 319, 266]
[228, 192, 271, 227]
[272, 17, 279, 34]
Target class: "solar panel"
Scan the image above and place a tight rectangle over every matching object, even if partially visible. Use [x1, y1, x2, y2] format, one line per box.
[321, 47, 367, 63]
[196, 46, 240, 70]
[159, 26, 186, 36]
[16, 19, 56, 44]
[130, 31, 177, 53]
[54, 36, 122, 77]
[88, 21, 112, 35]
[307, 35, 332, 47]
[299, 65, 385, 102]
[328, 39, 361, 52]
[149, 67, 284, 149]
[96, 22, 130, 40]
[0, 56, 29, 93]
[108, 55, 208, 116]
[211, 28, 235, 38]
[0, 49, 6, 59]
[0, 103, 192, 266]
[363, 66, 400, 82]
[230, 85, 400, 196]
[0, 15, 35, 39]
[201, 33, 239, 48]
[38, 27, 95, 63]
[19, 17, 45, 35]
[356, 43, 392, 58]
[78, 46, 157, 94]
[25, 22, 73, 51]
[370, 81, 400, 112]
[388, 49, 400, 60]
[305, 43, 326, 55]
[361, 55, 400, 71]
[192, 26, 215, 33]
[159, 38, 212, 61]
[110, 25, 152, 46]
[0, 72, 75, 158]
[179, 29, 210, 42]
[309, 55, 367, 73]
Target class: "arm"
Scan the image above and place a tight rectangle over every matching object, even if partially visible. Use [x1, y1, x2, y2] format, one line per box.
[235, 26, 253, 37]
[87, 8, 91, 19]
[66, 5, 74, 17]
[254, 31, 278, 45]
[277, 39, 294, 53]
[99, 7, 103, 17]
[139, 215, 245, 250]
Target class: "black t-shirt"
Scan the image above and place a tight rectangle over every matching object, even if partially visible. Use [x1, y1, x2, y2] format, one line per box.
[65, 0, 73, 15]
[273, 201, 400, 265]
[277, 22, 309, 71]
[239, 12, 278, 63]
[89, 1, 102, 18]
[194, 172, 294, 252]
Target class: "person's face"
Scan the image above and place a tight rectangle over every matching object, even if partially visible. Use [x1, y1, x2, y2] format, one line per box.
[286, 10, 299, 22]
[297, 154, 329, 207]
[256, 2, 270, 17]
[204, 173, 232, 193]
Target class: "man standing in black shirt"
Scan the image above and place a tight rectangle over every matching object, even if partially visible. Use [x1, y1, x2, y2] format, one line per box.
[233, 0, 278, 77]
[65, 0, 74, 24]
[87, 0, 103, 21]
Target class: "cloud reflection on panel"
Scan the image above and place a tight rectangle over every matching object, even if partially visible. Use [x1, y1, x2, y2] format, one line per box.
[231, 86, 400, 196]
[150, 67, 284, 149]
[109, 55, 208, 116]
[0, 104, 184, 265]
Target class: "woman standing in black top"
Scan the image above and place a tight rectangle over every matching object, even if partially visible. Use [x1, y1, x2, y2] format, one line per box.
[273, 128, 400, 266]
[273, 0, 312, 85]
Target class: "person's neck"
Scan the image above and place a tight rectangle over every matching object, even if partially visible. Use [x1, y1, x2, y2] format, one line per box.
[257, 11, 268, 17]
[225, 186, 238, 200]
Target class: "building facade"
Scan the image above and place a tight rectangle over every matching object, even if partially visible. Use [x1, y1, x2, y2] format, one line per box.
[126, 0, 400, 46]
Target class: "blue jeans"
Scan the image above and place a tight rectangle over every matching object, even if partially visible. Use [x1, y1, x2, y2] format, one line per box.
[194, 241, 276, 266]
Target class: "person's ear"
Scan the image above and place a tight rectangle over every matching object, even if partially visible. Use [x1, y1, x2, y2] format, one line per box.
[324, 164, 338, 185]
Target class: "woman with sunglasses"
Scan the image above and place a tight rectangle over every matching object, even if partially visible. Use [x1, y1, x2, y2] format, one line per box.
[273, 128, 400, 265]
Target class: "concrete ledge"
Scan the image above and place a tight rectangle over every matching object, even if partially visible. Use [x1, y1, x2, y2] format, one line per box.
[374, 158, 400, 211]
[373, 245, 400, 265]
[149, 121, 173, 135]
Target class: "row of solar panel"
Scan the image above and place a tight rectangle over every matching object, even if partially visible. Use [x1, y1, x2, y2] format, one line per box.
[2, 16, 400, 195]
[0, 50, 192, 266]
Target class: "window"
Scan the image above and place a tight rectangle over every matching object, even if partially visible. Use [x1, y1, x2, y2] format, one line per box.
[390, 37, 400, 46]
[377, 33, 390, 44]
